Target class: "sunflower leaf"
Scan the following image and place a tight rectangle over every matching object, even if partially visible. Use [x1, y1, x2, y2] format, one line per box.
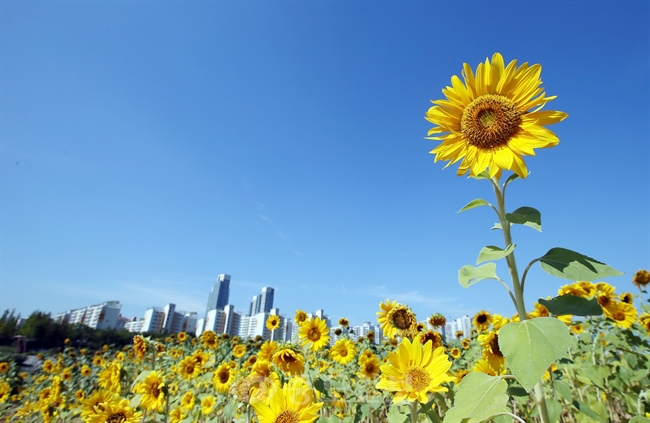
[539, 247, 624, 281]
[629, 417, 650, 423]
[442, 372, 509, 423]
[491, 223, 503, 231]
[538, 295, 603, 316]
[457, 198, 492, 213]
[498, 318, 572, 392]
[458, 263, 499, 288]
[505, 206, 542, 232]
[503, 172, 520, 188]
[476, 244, 516, 265]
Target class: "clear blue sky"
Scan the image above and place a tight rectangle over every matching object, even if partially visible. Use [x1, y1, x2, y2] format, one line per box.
[2, 1, 648, 327]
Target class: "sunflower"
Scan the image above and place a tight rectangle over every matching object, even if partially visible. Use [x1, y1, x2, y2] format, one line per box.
[491, 314, 510, 330]
[294, 310, 309, 326]
[299, 317, 330, 352]
[472, 310, 492, 332]
[632, 269, 650, 289]
[233, 344, 247, 359]
[98, 362, 122, 393]
[233, 377, 255, 403]
[338, 317, 349, 328]
[330, 339, 357, 365]
[169, 407, 185, 423]
[245, 355, 258, 368]
[133, 335, 147, 359]
[383, 305, 417, 339]
[619, 292, 633, 304]
[366, 331, 375, 342]
[257, 341, 278, 362]
[454, 369, 470, 385]
[450, 348, 461, 359]
[191, 350, 210, 367]
[428, 313, 447, 328]
[250, 377, 323, 423]
[455, 330, 464, 339]
[357, 356, 381, 380]
[177, 332, 188, 342]
[416, 330, 444, 350]
[89, 398, 142, 423]
[42, 360, 55, 373]
[180, 391, 195, 411]
[603, 301, 637, 329]
[376, 338, 453, 404]
[200, 331, 218, 349]
[0, 363, 8, 373]
[272, 347, 305, 376]
[266, 315, 281, 331]
[249, 361, 282, 402]
[133, 370, 165, 413]
[81, 390, 117, 419]
[478, 330, 505, 370]
[377, 299, 399, 337]
[472, 358, 506, 376]
[213, 363, 235, 393]
[639, 314, 650, 335]
[425, 53, 567, 178]
[201, 395, 216, 416]
[75, 389, 85, 402]
[570, 323, 584, 335]
[178, 357, 200, 380]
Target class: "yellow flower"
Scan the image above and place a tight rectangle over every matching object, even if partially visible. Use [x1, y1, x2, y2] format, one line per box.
[88, 398, 142, 423]
[133, 371, 165, 413]
[178, 357, 200, 380]
[169, 407, 185, 423]
[330, 339, 357, 365]
[425, 53, 567, 178]
[570, 323, 584, 335]
[377, 300, 399, 337]
[632, 269, 650, 289]
[75, 389, 85, 402]
[213, 363, 235, 393]
[299, 317, 330, 352]
[376, 338, 454, 404]
[0, 362, 8, 373]
[473, 358, 506, 376]
[478, 330, 505, 371]
[249, 361, 282, 402]
[338, 317, 349, 328]
[383, 305, 417, 339]
[201, 395, 216, 416]
[42, 359, 55, 373]
[133, 335, 147, 359]
[461, 338, 471, 350]
[294, 310, 308, 326]
[603, 301, 637, 329]
[619, 292, 633, 304]
[177, 332, 188, 342]
[258, 341, 278, 362]
[416, 330, 444, 350]
[180, 391, 195, 411]
[472, 310, 492, 332]
[357, 356, 381, 380]
[97, 362, 122, 393]
[233, 344, 247, 359]
[450, 348, 461, 359]
[428, 313, 446, 328]
[266, 315, 281, 331]
[251, 377, 323, 423]
[200, 331, 218, 349]
[272, 347, 305, 376]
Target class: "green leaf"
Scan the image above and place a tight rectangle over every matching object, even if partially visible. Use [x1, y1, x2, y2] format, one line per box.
[546, 399, 562, 423]
[458, 198, 492, 213]
[629, 417, 650, 423]
[476, 244, 516, 265]
[471, 170, 491, 180]
[458, 263, 499, 288]
[442, 372, 509, 423]
[491, 223, 503, 230]
[538, 295, 603, 316]
[498, 318, 572, 392]
[505, 206, 542, 232]
[387, 405, 409, 423]
[572, 400, 603, 422]
[313, 377, 329, 397]
[539, 248, 624, 281]
[503, 173, 520, 188]
[553, 380, 573, 403]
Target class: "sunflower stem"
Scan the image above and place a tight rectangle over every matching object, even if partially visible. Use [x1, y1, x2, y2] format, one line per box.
[410, 400, 419, 423]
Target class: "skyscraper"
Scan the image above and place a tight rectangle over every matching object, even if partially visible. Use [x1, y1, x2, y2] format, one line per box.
[259, 287, 274, 313]
[205, 274, 231, 314]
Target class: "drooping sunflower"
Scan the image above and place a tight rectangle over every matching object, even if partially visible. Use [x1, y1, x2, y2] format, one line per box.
[425, 53, 568, 178]
[619, 292, 633, 304]
[272, 347, 305, 376]
[416, 330, 444, 350]
[299, 317, 330, 352]
[213, 363, 235, 393]
[338, 317, 349, 328]
[132, 335, 147, 360]
[477, 330, 505, 371]
[250, 377, 323, 423]
[383, 305, 417, 339]
[266, 315, 281, 331]
[81, 390, 117, 419]
[376, 338, 454, 404]
[632, 269, 650, 289]
[472, 310, 492, 332]
[330, 339, 357, 365]
[428, 313, 447, 328]
[133, 370, 165, 413]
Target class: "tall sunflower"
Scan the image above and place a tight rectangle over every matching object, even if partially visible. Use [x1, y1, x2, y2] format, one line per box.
[250, 377, 323, 423]
[299, 317, 330, 352]
[330, 339, 357, 365]
[376, 338, 454, 404]
[425, 53, 567, 178]
[266, 315, 281, 331]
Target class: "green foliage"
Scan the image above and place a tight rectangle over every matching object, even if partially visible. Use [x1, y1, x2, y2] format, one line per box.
[505, 206, 542, 232]
[476, 244, 516, 265]
[458, 263, 499, 288]
[442, 372, 509, 423]
[498, 317, 572, 392]
[0, 309, 20, 341]
[457, 198, 492, 213]
[538, 248, 624, 281]
[538, 295, 603, 316]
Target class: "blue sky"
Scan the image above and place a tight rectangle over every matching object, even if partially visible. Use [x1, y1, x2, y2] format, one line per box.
[2, 1, 648, 327]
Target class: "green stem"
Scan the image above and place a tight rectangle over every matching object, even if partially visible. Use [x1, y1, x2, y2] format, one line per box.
[410, 400, 419, 423]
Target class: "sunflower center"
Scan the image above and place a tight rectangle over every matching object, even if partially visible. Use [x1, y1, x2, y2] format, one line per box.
[490, 335, 503, 357]
[218, 370, 230, 384]
[613, 311, 626, 322]
[392, 309, 413, 330]
[461, 94, 521, 149]
[405, 367, 431, 392]
[308, 328, 321, 341]
[476, 314, 488, 324]
[107, 413, 127, 423]
[274, 410, 300, 423]
[151, 383, 161, 398]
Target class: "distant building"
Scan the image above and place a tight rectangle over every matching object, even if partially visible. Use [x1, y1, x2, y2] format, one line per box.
[443, 315, 472, 340]
[198, 305, 240, 337]
[205, 274, 230, 314]
[239, 308, 284, 341]
[249, 295, 260, 316]
[126, 304, 197, 335]
[248, 287, 275, 316]
[54, 301, 122, 330]
[124, 319, 144, 333]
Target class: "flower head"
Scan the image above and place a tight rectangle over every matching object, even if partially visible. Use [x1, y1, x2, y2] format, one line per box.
[251, 377, 323, 423]
[425, 53, 567, 178]
[299, 317, 330, 352]
[273, 347, 305, 376]
[266, 315, 281, 331]
[330, 339, 357, 365]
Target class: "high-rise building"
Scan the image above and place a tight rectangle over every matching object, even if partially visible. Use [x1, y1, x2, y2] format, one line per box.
[54, 301, 122, 330]
[259, 287, 274, 313]
[249, 295, 260, 316]
[443, 315, 472, 340]
[206, 274, 231, 314]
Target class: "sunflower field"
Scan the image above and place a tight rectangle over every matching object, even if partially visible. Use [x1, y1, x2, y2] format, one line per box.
[1, 53, 649, 423]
